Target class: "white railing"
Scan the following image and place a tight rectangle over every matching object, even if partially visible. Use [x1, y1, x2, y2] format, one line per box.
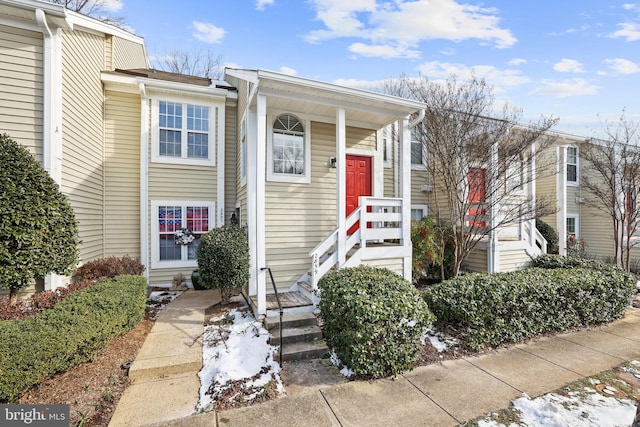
[523, 220, 547, 255]
[308, 197, 405, 288]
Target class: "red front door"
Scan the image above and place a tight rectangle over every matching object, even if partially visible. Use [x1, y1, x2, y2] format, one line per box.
[346, 155, 372, 234]
[468, 167, 486, 227]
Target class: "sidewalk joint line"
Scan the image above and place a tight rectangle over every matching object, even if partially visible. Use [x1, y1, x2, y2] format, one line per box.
[556, 336, 627, 361]
[401, 374, 461, 424]
[319, 389, 344, 426]
[462, 357, 524, 395]
[515, 346, 585, 377]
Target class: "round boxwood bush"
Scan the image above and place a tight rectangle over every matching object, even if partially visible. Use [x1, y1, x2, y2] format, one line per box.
[318, 265, 433, 378]
[196, 225, 249, 301]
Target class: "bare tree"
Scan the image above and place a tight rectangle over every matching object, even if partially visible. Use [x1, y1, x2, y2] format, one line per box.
[155, 49, 224, 80]
[582, 111, 640, 271]
[384, 74, 558, 277]
[45, 0, 127, 28]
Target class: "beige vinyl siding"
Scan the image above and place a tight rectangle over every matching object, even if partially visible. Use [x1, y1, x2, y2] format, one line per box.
[60, 29, 106, 263]
[498, 249, 530, 272]
[232, 77, 249, 226]
[264, 121, 341, 288]
[111, 36, 147, 69]
[0, 25, 43, 161]
[148, 163, 218, 285]
[536, 147, 558, 232]
[224, 102, 237, 224]
[104, 90, 141, 257]
[465, 247, 487, 272]
[411, 169, 430, 209]
[346, 126, 376, 151]
[383, 165, 395, 198]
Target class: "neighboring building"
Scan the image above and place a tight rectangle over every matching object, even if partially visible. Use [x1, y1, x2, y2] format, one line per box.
[0, 0, 148, 294]
[408, 127, 548, 274]
[537, 133, 640, 267]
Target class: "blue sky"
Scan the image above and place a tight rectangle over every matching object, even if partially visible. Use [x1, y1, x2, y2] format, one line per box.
[106, 0, 640, 138]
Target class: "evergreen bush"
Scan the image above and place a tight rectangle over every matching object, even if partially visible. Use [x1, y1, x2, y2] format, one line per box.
[0, 275, 147, 402]
[197, 225, 249, 301]
[74, 255, 145, 280]
[0, 134, 79, 303]
[424, 264, 635, 351]
[318, 265, 433, 378]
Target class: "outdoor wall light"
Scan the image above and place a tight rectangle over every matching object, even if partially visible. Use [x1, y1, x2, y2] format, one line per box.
[329, 157, 337, 168]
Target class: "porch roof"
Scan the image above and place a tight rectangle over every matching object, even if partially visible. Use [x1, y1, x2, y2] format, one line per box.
[225, 68, 425, 129]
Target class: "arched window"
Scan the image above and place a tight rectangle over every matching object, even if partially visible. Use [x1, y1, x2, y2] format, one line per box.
[272, 114, 305, 175]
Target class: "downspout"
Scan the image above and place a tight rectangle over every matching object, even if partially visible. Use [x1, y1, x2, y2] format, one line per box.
[487, 131, 500, 273]
[37, 8, 64, 290]
[139, 83, 150, 279]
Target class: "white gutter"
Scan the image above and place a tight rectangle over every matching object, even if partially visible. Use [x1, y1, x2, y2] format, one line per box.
[409, 108, 425, 128]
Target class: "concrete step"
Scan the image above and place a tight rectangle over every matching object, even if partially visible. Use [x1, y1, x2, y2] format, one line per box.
[277, 340, 330, 362]
[269, 325, 323, 346]
[264, 312, 318, 330]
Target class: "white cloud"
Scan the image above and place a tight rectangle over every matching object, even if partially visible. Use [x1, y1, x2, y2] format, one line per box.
[622, 3, 638, 11]
[348, 42, 420, 59]
[608, 22, 640, 41]
[279, 66, 297, 75]
[256, 0, 274, 11]
[529, 78, 598, 98]
[192, 21, 226, 44]
[553, 59, 585, 73]
[305, 0, 516, 58]
[441, 47, 456, 56]
[605, 58, 640, 74]
[102, 0, 123, 12]
[508, 58, 527, 66]
[417, 61, 530, 92]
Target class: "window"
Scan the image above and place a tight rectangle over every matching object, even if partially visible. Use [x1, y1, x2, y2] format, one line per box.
[152, 201, 214, 268]
[567, 147, 578, 184]
[411, 205, 428, 221]
[267, 114, 310, 183]
[153, 100, 215, 166]
[566, 215, 578, 237]
[382, 126, 392, 168]
[411, 128, 426, 169]
[240, 115, 247, 186]
[506, 155, 524, 191]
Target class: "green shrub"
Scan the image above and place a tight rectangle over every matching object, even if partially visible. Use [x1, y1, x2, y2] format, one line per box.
[411, 217, 455, 282]
[535, 218, 558, 254]
[0, 134, 79, 304]
[424, 266, 635, 351]
[74, 255, 145, 280]
[0, 275, 147, 402]
[318, 265, 434, 378]
[197, 225, 249, 300]
[530, 254, 613, 271]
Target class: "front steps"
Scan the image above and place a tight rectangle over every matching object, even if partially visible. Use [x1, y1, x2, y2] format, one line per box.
[265, 312, 329, 362]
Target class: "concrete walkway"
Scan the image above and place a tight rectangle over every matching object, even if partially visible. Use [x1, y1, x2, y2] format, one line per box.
[111, 295, 640, 427]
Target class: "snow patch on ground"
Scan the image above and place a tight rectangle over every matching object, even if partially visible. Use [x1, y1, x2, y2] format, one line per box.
[330, 351, 355, 378]
[476, 389, 637, 427]
[197, 305, 283, 411]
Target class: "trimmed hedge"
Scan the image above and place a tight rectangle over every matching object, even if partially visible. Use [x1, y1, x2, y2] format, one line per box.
[318, 265, 433, 378]
[424, 264, 635, 351]
[197, 225, 249, 294]
[0, 275, 147, 402]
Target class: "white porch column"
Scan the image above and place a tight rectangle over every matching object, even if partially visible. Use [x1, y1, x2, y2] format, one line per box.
[139, 84, 150, 279]
[557, 146, 567, 255]
[487, 136, 499, 273]
[528, 142, 537, 250]
[398, 117, 412, 281]
[336, 108, 347, 266]
[247, 94, 267, 317]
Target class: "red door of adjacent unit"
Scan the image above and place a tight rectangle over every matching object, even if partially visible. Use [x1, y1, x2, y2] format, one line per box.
[346, 155, 372, 235]
[468, 167, 487, 227]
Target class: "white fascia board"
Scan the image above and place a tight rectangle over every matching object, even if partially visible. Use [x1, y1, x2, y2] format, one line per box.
[65, 10, 143, 44]
[225, 68, 259, 85]
[0, 0, 70, 30]
[1, 0, 66, 17]
[101, 72, 231, 100]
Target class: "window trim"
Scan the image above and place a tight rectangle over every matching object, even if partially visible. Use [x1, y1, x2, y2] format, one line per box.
[566, 146, 578, 186]
[383, 125, 392, 169]
[411, 205, 428, 221]
[266, 113, 311, 183]
[151, 200, 215, 269]
[151, 98, 217, 167]
[506, 154, 525, 193]
[240, 113, 247, 187]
